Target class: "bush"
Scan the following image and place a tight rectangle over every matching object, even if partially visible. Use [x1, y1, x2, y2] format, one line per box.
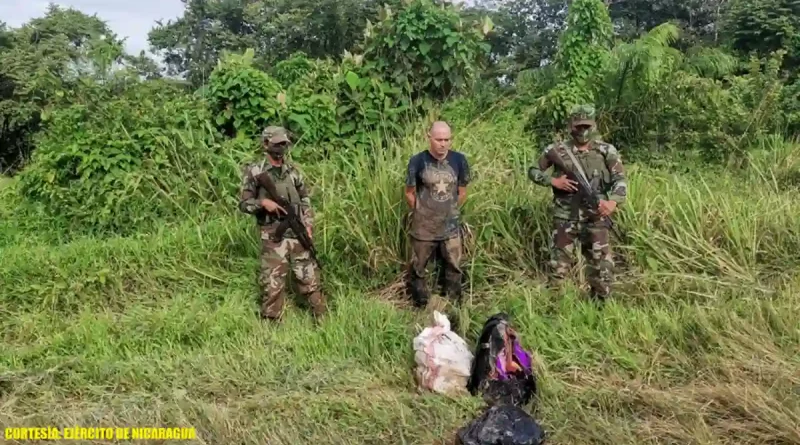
[271, 52, 320, 87]
[358, 0, 493, 100]
[278, 55, 341, 146]
[210, 49, 342, 149]
[598, 47, 791, 163]
[334, 58, 412, 148]
[208, 49, 284, 140]
[16, 76, 226, 235]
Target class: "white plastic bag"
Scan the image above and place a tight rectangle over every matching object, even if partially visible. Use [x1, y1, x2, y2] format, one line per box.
[413, 311, 474, 396]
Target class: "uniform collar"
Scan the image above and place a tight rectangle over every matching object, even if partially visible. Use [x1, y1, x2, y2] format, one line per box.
[566, 139, 595, 153]
[262, 159, 289, 174]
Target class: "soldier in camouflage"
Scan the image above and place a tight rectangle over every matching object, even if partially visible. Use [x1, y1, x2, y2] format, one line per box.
[527, 105, 627, 300]
[405, 121, 471, 308]
[238, 126, 326, 321]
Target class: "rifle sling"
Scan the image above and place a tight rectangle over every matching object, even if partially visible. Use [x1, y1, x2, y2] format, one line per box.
[562, 146, 591, 186]
[560, 146, 606, 222]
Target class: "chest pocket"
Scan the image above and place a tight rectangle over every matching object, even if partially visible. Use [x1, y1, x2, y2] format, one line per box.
[575, 151, 610, 190]
[278, 175, 301, 204]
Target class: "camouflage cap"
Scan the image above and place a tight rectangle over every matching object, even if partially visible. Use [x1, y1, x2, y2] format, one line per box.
[568, 104, 596, 126]
[261, 126, 290, 145]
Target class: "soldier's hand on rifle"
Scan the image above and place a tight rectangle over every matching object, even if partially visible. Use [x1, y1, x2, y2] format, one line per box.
[551, 175, 578, 192]
[260, 198, 287, 215]
[306, 225, 313, 240]
[598, 199, 617, 217]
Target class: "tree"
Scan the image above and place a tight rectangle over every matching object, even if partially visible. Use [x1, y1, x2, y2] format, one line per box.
[147, 0, 403, 87]
[722, 0, 800, 73]
[608, 0, 728, 45]
[0, 5, 124, 173]
[464, 0, 569, 74]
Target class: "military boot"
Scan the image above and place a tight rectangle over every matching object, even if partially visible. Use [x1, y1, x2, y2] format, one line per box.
[307, 290, 327, 324]
[589, 289, 608, 307]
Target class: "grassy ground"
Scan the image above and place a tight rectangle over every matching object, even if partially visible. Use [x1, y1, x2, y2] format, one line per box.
[1, 118, 799, 444]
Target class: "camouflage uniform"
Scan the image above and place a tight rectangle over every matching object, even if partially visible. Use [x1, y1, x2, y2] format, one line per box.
[405, 149, 471, 307]
[238, 127, 326, 320]
[527, 105, 627, 299]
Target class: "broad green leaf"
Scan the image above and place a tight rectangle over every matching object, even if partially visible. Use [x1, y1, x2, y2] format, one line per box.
[345, 71, 360, 91]
[419, 42, 432, 55]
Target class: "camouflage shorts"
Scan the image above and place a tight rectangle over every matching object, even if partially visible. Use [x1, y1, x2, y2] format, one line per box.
[259, 227, 325, 319]
[549, 217, 614, 297]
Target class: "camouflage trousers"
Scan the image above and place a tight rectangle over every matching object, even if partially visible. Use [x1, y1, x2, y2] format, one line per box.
[407, 235, 463, 307]
[549, 217, 614, 298]
[259, 227, 325, 319]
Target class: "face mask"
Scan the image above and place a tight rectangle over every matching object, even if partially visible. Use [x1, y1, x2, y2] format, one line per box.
[265, 143, 288, 161]
[571, 126, 592, 144]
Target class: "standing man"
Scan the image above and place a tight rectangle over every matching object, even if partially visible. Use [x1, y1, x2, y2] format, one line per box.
[405, 121, 471, 308]
[238, 126, 326, 322]
[527, 105, 627, 301]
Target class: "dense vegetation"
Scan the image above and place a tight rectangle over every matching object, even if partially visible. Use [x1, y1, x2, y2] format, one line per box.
[1, 0, 798, 443]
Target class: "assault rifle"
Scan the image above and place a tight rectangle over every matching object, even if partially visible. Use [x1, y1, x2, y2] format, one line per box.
[544, 148, 624, 241]
[255, 171, 322, 269]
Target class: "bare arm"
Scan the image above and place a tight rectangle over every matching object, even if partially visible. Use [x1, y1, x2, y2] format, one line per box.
[405, 156, 418, 210]
[405, 186, 416, 209]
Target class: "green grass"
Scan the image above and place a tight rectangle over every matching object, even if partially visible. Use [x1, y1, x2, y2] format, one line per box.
[2, 117, 800, 444]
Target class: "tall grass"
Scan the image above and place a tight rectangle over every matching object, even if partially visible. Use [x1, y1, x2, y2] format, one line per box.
[1, 115, 799, 444]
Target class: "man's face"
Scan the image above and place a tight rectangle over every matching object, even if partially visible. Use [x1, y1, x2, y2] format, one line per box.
[570, 123, 593, 145]
[428, 127, 452, 158]
[264, 141, 289, 161]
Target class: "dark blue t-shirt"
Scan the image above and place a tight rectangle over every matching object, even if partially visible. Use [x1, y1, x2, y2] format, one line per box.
[405, 149, 470, 241]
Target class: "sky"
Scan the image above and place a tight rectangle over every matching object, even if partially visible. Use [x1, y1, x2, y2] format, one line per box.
[1, 0, 186, 56]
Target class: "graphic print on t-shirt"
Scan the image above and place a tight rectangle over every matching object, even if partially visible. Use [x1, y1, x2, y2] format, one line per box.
[423, 167, 456, 203]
